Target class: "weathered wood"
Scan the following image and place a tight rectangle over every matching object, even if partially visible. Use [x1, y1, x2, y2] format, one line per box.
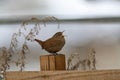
[40, 55, 49, 70]
[40, 54, 66, 71]
[6, 69, 120, 80]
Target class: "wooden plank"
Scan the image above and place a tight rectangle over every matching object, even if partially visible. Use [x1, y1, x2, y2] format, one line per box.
[40, 56, 49, 70]
[55, 55, 66, 70]
[6, 69, 120, 80]
[40, 54, 66, 71]
[49, 56, 55, 70]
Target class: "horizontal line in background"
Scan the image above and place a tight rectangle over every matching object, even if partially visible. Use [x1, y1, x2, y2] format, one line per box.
[0, 16, 120, 24]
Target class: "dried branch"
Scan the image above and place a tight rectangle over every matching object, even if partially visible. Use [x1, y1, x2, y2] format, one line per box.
[0, 16, 60, 79]
[67, 48, 96, 71]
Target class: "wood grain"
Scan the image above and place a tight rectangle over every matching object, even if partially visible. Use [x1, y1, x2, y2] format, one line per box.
[40, 54, 66, 71]
[49, 56, 55, 70]
[6, 69, 120, 80]
[40, 56, 49, 70]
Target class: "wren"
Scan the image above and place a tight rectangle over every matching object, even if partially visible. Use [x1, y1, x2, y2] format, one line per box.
[35, 31, 65, 55]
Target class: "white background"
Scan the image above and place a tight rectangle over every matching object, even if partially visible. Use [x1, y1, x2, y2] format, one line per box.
[0, 0, 120, 19]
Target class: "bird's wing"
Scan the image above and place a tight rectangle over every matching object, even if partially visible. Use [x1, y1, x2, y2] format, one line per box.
[45, 39, 63, 48]
[44, 39, 65, 52]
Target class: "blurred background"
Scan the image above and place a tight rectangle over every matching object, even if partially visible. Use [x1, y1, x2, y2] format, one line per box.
[0, 0, 120, 71]
[0, 0, 120, 20]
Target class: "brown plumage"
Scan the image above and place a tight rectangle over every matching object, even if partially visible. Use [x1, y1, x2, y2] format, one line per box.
[35, 31, 65, 55]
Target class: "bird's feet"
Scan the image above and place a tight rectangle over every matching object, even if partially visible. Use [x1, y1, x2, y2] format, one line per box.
[52, 53, 58, 56]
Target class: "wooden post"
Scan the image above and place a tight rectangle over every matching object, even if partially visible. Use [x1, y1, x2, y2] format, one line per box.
[40, 54, 66, 71]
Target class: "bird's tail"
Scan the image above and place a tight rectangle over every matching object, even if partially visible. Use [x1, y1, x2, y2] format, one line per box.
[34, 39, 44, 49]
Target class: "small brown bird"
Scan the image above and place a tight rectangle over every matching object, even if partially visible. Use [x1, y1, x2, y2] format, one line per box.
[35, 31, 65, 55]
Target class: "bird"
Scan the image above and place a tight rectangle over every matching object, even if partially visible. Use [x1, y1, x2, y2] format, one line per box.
[34, 31, 65, 55]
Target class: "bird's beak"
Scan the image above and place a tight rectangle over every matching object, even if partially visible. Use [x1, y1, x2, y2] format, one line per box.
[62, 30, 67, 37]
[62, 30, 65, 33]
